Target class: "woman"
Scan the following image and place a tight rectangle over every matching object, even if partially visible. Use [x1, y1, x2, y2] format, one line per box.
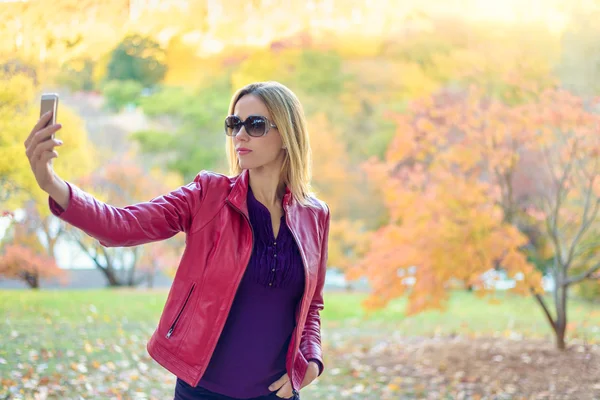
[24, 81, 330, 400]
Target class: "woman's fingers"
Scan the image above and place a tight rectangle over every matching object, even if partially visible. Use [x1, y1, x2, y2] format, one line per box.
[40, 150, 59, 165]
[25, 111, 53, 148]
[26, 123, 61, 156]
[275, 381, 294, 398]
[31, 139, 63, 162]
[34, 123, 62, 145]
[268, 373, 289, 391]
[25, 124, 62, 159]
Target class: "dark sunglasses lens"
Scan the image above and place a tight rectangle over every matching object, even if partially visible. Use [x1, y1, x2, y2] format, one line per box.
[245, 116, 267, 137]
[224, 116, 242, 136]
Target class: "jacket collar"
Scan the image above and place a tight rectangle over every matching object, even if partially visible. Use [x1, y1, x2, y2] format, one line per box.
[226, 169, 296, 216]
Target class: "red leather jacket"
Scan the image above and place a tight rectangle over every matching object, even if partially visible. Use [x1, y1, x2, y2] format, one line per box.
[49, 169, 330, 391]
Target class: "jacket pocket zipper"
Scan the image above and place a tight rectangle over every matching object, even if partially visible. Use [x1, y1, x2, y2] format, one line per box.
[166, 283, 196, 339]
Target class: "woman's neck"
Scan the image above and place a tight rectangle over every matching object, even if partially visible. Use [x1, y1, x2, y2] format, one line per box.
[248, 167, 285, 208]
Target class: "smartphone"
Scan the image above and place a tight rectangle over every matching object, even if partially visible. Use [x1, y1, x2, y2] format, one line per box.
[40, 93, 59, 139]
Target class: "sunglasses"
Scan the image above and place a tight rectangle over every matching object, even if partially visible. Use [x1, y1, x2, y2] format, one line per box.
[224, 115, 277, 137]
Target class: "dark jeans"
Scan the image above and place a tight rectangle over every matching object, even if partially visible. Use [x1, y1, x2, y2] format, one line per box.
[174, 379, 300, 400]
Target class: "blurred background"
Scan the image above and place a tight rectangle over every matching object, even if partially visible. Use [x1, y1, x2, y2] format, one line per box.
[1, 0, 600, 399]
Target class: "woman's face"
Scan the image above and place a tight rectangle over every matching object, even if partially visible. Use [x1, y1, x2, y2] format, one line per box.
[232, 94, 286, 171]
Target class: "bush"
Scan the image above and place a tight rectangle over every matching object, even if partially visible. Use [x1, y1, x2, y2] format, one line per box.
[106, 34, 167, 87]
[101, 80, 143, 111]
[131, 77, 232, 179]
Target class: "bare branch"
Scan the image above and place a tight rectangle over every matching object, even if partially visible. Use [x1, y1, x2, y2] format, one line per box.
[545, 204, 565, 270]
[572, 146, 599, 187]
[573, 239, 600, 259]
[542, 142, 562, 189]
[564, 190, 600, 270]
[573, 249, 600, 272]
[73, 236, 106, 272]
[530, 287, 557, 333]
[541, 137, 580, 269]
[567, 262, 600, 286]
[99, 246, 114, 271]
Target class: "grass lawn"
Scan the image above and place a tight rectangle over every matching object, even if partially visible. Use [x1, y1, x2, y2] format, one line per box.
[324, 290, 600, 340]
[1, 289, 599, 399]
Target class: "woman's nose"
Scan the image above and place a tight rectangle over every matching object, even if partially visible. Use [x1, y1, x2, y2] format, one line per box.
[234, 126, 250, 141]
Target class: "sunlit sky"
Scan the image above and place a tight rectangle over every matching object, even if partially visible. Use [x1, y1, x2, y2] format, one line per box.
[178, 0, 573, 53]
[442, 0, 568, 31]
[394, 0, 570, 32]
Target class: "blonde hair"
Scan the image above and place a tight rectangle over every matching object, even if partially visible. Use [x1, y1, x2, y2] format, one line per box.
[225, 81, 313, 205]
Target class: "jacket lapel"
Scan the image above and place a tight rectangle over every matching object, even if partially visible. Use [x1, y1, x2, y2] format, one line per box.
[226, 169, 250, 217]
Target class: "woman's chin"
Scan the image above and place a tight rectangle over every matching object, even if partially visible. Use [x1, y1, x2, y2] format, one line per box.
[238, 160, 254, 170]
[238, 156, 283, 172]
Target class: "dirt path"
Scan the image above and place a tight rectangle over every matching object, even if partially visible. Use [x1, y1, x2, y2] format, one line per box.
[339, 335, 600, 399]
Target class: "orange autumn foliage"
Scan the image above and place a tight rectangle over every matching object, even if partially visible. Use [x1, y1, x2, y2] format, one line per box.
[354, 87, 545, 314]
[0, 223, 65, 288]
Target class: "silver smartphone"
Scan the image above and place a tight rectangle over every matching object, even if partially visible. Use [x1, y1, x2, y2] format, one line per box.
[40, 93, 59, 139]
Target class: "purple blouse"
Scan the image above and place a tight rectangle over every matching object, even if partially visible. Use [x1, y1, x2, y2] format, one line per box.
[176, 187, 306, 399]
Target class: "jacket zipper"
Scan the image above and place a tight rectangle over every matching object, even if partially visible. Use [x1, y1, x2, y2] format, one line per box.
[285, 208, 309, 394]
[166, 283, 196, 339]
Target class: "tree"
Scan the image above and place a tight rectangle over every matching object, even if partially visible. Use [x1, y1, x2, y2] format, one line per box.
[356, 156, 541, 313]
[307, 113, 382, 271]
[105, 34, 167, 87]
[132, 76, 232, 180]
[102, 79, 144, 111]
[0, 0, 129, 66]
[138, 236, 184, 287]
[354, 85, 600, 349]
[66, 154, 184, 287]
[0, 71, 95, 289]
[351, 87, 541, 313]
[337, 17, 558, 162]
[0, 71, 39, 206]
[0, 71, 95, 214]
[0, 218, 65, 289]
[55, 57, 96, 92]
[522, 89, 600, 349]
[163, 34, 210, 86]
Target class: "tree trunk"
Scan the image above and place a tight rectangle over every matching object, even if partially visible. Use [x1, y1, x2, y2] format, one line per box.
[23, 272, 39, 289]
[99, 266, 122, 287]
[554, 283, 568, 350]
[75, 239, 122, 286]
[127, 247, 139, 287]
[531, 275, 568, 350]
[40, 216, 62, 260]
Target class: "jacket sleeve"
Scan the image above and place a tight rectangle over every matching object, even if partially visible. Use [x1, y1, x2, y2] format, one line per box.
[48, 172, 208, 247]
[299, 205, 330, 376]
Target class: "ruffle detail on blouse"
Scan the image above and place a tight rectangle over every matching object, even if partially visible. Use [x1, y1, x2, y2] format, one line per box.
[246, 187, 304, 289]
